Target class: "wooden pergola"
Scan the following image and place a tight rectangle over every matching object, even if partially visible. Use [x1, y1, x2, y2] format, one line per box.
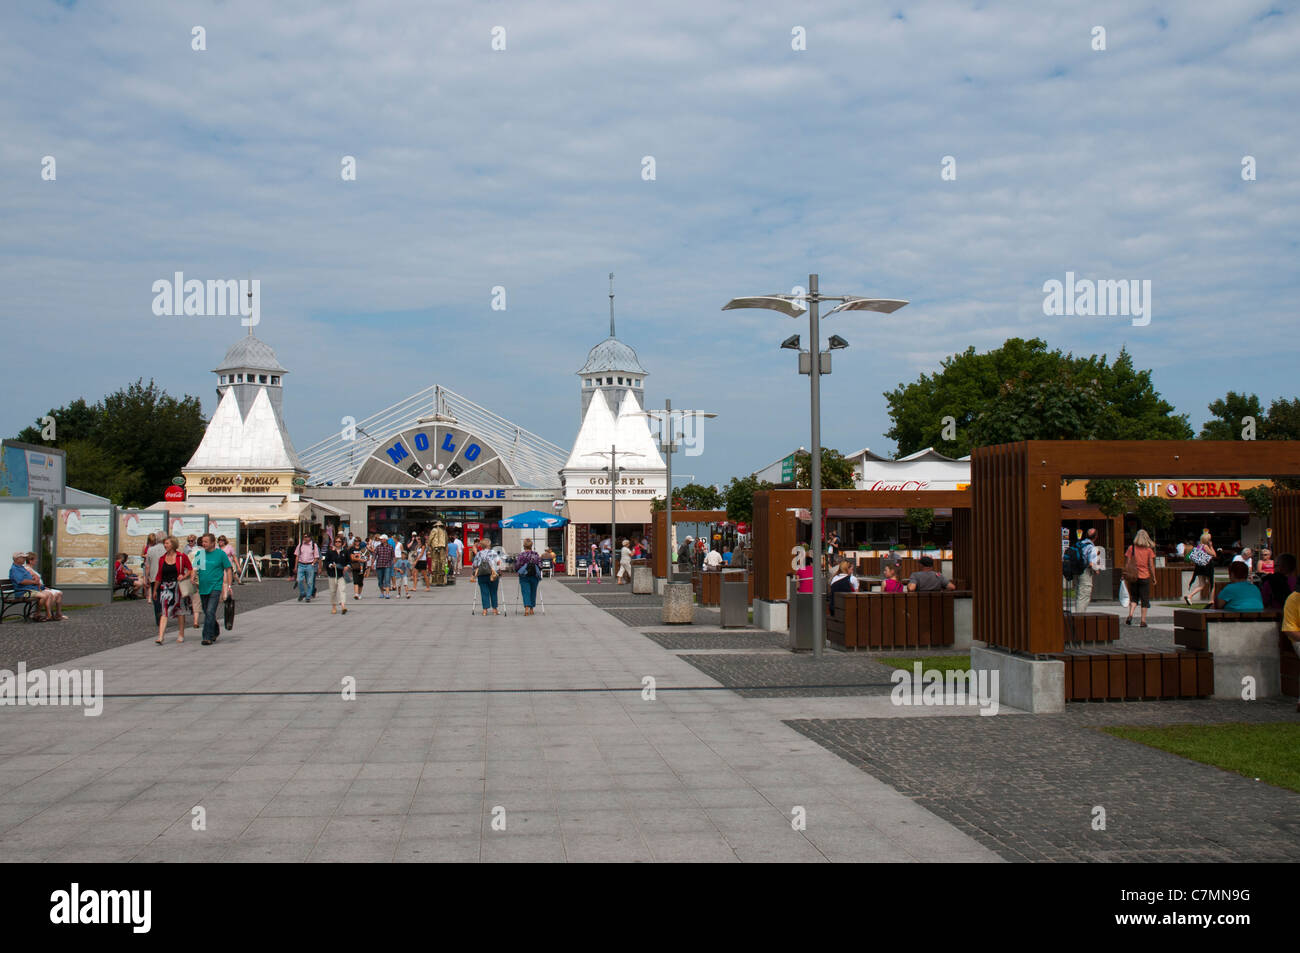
[651, 509, 728, 578]
[972, 441, 1300, 655]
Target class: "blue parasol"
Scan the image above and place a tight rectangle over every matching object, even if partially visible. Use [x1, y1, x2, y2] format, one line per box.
[499, 510, 570, 530]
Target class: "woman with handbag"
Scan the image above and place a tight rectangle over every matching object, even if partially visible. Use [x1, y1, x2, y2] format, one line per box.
[323, 536, 351, 615]
[154, 536, 193, 644]
[1123, 529, 1157, 627]
[473, 541, 502, 615]
[515, 539, 542, 616]
[1185, 532, 1217, 605]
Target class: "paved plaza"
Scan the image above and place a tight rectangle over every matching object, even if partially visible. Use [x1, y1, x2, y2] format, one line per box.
[3, 579, 1296, 862]
[0, 577, 997, 863]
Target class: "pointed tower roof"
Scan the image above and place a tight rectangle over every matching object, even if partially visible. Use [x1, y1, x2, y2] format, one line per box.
[612, 390, 665, 469]
[187, 387, 303, 471]
[214, 333, 288, 375]
[564, 389, 618, 470]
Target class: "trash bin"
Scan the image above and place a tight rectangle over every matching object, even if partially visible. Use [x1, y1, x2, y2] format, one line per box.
[788, 577, 813, 650]
[720, 570, 748, 628]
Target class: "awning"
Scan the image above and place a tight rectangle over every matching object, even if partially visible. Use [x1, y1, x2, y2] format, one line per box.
[146, 497, 313, 522]
[305, 499, 349, 519]
[565, 501, 651, 524]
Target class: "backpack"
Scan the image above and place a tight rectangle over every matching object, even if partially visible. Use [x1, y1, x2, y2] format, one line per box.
[1062, 541, 1087, 579]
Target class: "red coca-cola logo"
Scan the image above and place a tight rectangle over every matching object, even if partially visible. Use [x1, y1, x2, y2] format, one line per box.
[867, 480, 930, 491]
[164, 486, 186, 502]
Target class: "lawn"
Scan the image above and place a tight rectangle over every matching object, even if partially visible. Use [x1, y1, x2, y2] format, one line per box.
[1101, 723, 1300, 792]
[880, 655, 971, 674]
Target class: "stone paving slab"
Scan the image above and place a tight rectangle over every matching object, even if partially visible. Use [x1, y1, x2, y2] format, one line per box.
[642, 630, 788, 651]
[675, 653, 901, 697]
[0, 574, 997, 863]
[788, 699, 1300, 863]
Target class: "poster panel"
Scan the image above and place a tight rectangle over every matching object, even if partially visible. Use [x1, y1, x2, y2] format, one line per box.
[169, 514, 208, 544]
[0, 498, 42, 565]
[0, 441, 66, 507]
[208, 518, 240, 550]
[117, 510, 168, 572]
[54, 505, 113, 586]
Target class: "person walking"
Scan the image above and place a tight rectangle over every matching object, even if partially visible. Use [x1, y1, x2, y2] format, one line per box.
[473, 540, 502, 615]
[1185, 532, 1217, 604]
[322, 536, 351, 615]
[1075, 527, 1101, 613]
[218, 534, 243, 585]
[516, 538, 542, 616]
[154, 537, 192, 644]
[193, 534, 233, 645]
[144, 532, 167, 626]
[349, 537, 368, 600]
[1124, 529, 1158, 627]
[374, 534, 395, 598]
[413, 537, 429, 590]
[616, 538, 633, 585]
[294, 534, 320, 603]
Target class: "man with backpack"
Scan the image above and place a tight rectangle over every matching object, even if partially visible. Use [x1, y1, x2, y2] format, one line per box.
[1069, 528, 1102, 613]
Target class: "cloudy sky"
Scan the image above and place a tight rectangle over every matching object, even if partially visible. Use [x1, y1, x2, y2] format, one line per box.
[3, 1, 1296, 487]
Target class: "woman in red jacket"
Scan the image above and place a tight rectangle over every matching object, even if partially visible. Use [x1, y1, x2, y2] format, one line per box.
[154, 536, 194, 644]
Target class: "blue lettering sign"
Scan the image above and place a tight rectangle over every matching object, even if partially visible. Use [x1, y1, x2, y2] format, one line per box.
[400, 489, 410, 499]
[472, 489, 482, 499]
[385, 443, 409, 465]
[414, 432, 429, 451]
[464, 443, 481, 461]
[441, 433, 457, 453]
[459, 490, 470, 499]
[364, 489, 379, 499]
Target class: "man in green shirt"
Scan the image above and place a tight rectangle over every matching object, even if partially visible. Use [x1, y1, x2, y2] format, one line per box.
[192, 533, 233, 645]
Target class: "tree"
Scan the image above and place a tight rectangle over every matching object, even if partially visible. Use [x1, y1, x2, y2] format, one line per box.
[883, 338, 1191, 456]
[723, 474, 773, 524]
[13, 379, 206, 505]
[1135, 495, 1174, 532]
[793, 448, 855, 489]
[1242, 485, 1272, 521]
[1262, 397, 1300, 440]
[1199, 392, 1263, 440]
[1085, 479, 1142, 518]
[674, 483, 723, 511]
[904, 508, 935, 544]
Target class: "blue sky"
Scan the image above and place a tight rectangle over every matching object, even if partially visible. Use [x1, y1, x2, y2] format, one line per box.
[2, 1, 1297, 487]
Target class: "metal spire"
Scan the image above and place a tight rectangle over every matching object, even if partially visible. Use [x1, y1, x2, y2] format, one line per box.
[608, 272, 615, 338]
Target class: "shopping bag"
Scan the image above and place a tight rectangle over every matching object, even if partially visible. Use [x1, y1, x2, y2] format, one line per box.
[224, 594, 235, 631]
[1117, 578, 1130, 608]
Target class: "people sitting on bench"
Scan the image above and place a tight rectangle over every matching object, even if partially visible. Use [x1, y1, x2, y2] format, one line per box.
[1214, 560, 1264, 611]
[827, 560, 859, 604]
[906, 555, 955, 592]
[882, 563, 906, 593]
[115, 553, 145, 596]
[9, 551, 65, 621]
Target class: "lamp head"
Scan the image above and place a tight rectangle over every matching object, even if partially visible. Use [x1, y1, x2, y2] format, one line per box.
[780, 334, 801, 351]
[828, 335, 849, 350]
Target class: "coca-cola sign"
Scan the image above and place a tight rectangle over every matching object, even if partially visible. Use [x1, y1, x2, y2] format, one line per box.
[866, 480, 931, 491]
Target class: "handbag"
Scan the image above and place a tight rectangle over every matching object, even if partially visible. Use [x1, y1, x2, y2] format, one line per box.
[1122, 547, 1140, 584]
[1189, 546, 1212, 567]
[223, 594, 235, 630]
[178, 575, 195, 599]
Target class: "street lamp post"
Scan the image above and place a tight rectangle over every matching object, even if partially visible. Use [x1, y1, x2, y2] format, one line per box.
[723, 274, 907, 657]
[595, 445, 643, 575]
[639, 399, 716, 579]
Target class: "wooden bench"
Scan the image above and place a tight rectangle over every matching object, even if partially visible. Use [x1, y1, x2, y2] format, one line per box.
[1174, 608, 1292, 699]
[698, 570, 754, 606]
[827, 590, 957, 650]
[0, 580, 41, 623]
[1051, 646, 1213, 701]
[1063, 612, 1119, 644]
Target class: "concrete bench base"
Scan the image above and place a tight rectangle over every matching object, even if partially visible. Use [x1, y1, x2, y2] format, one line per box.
[971, 646, 1065, 713]
[754, 599, 788, 632]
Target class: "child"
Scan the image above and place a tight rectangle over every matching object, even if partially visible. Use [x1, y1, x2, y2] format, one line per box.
[882, 563, 905, 593]
[586, 543, 602, 584]
[394, 553, 411, 599]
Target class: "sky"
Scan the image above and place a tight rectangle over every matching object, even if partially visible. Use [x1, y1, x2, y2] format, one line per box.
[2, 1, 1297, 489]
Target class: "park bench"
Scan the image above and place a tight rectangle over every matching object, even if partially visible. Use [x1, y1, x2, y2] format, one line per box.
[1173, 608, 1294, 699]
[0, 580, 41, 623]
[827, 590, 959, 650]
[1062, 611, 1118, 644]
[697, 569, 754, 606]
[1050, 645, 1213, 701]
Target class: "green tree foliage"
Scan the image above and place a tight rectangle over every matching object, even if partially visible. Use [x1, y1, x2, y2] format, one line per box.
[1085, 479, 1143, 519]
[1241, 486, 1272, 520]
[1135, 495, 1174, 532]
[15, 379, 206, 506]
[793, 448, 855, 489]
[904, 507, 935, 542]
[723, 474, 773, 524]
[1199, 392, 1264, 440]
[883, 338, 1191, 457]
[672, 483, 723, 511]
